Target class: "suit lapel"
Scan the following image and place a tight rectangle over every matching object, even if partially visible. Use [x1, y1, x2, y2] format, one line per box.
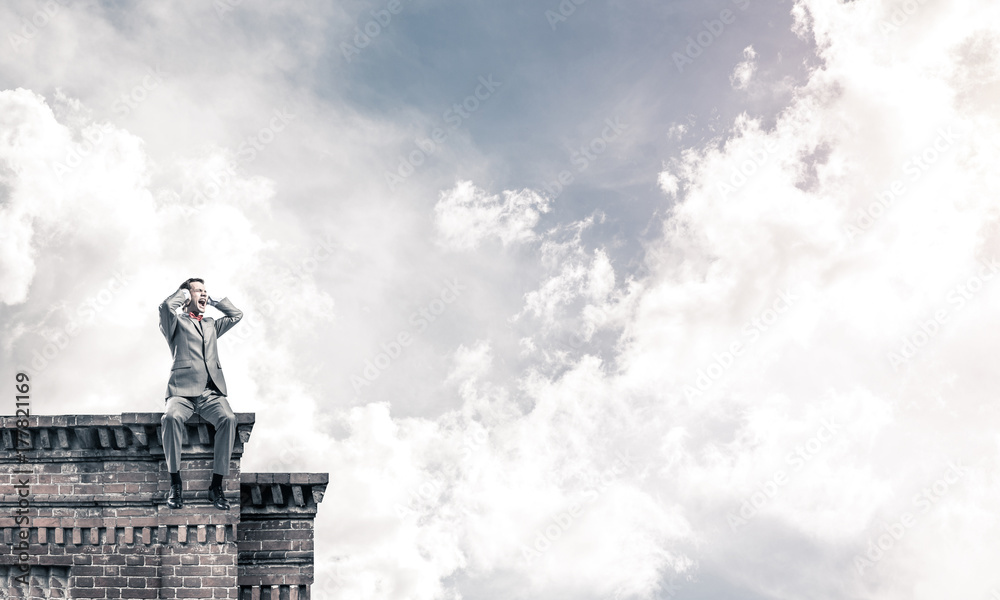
[187, 313, 205, 338]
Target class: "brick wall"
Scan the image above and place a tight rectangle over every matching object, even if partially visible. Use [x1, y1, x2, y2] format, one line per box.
[237, 473, 328, 600]
[0, 413, 328, 599]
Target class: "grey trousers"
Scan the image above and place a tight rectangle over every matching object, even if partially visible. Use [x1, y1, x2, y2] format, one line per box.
[161, 387, 237, 476]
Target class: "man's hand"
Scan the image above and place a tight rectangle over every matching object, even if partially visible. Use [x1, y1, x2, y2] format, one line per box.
[207, 296, 219, 307]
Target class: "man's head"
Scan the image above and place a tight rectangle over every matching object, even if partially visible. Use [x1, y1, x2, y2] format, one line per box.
[181, 278, 208, 314]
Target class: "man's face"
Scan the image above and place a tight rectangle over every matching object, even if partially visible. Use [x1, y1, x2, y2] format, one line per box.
[188, 281, 208, 314]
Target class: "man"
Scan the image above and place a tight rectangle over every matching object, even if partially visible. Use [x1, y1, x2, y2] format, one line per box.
[158, 278, 243, 510]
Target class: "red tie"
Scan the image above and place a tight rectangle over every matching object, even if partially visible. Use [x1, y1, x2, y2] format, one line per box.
[189, 312, 203, 321]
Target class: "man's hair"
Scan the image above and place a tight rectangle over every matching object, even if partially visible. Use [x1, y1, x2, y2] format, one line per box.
[180, 278, 205, 290]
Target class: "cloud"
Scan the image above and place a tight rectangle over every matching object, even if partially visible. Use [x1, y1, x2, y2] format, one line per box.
[434, 180, 550, 251]
[658, 170, 680, 198]
[730, 45, 758, 90]
[609, 0, 1000, 597]
[401, 0, 1000, 597]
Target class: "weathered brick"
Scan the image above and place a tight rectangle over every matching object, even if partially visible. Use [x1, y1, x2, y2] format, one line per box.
[3, 413, 325, 599]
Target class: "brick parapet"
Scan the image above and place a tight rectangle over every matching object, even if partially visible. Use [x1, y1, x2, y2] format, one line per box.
[1, 414, 328, 598]
[237, 474, 327, 590]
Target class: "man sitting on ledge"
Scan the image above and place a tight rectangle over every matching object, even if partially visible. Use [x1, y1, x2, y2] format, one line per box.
[159, 278, 243, 510]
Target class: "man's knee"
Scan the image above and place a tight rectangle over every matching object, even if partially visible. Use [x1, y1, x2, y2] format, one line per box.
[162, 409, 185, 427]
[219, 410, 237, 430]
[162, 401, 190, 427]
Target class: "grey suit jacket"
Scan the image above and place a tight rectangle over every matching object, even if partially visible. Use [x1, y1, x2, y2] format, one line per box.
[159, 288, 243, 398]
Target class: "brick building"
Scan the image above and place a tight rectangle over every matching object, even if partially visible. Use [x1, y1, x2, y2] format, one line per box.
[0, 413, 328, 599]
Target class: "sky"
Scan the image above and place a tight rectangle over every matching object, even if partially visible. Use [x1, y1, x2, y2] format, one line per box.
[1, 0, 1000, 598]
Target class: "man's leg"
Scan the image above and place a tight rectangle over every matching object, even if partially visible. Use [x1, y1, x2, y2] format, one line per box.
[196, 390, 237, 509]
[162, 396, 195, 508]
[197, 392, 237, 477]
[162, 397, 196, 474]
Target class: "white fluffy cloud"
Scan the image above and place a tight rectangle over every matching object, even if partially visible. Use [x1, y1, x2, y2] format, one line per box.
[616, 1, 1000, 598]
[413, 1, 1000, 598]
[434, 180, 550, 250]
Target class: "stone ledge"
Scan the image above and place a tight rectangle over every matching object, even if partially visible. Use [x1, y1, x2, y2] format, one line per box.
[239, 474, 327, 515]
[0, 413, 255, 460]
[241, 473, 328, 486]
[0, 414, 256, 428]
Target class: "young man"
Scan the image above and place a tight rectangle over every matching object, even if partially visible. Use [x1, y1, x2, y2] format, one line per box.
[158, 278, 243, 509]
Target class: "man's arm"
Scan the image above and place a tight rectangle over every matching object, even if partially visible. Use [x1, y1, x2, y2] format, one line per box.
[159, 288, 190, 341]
[211, 297, 243, 338]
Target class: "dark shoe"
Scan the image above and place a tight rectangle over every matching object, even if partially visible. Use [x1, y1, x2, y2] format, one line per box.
[166, 483, 183, 509]
[208, 486, 230, 510]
